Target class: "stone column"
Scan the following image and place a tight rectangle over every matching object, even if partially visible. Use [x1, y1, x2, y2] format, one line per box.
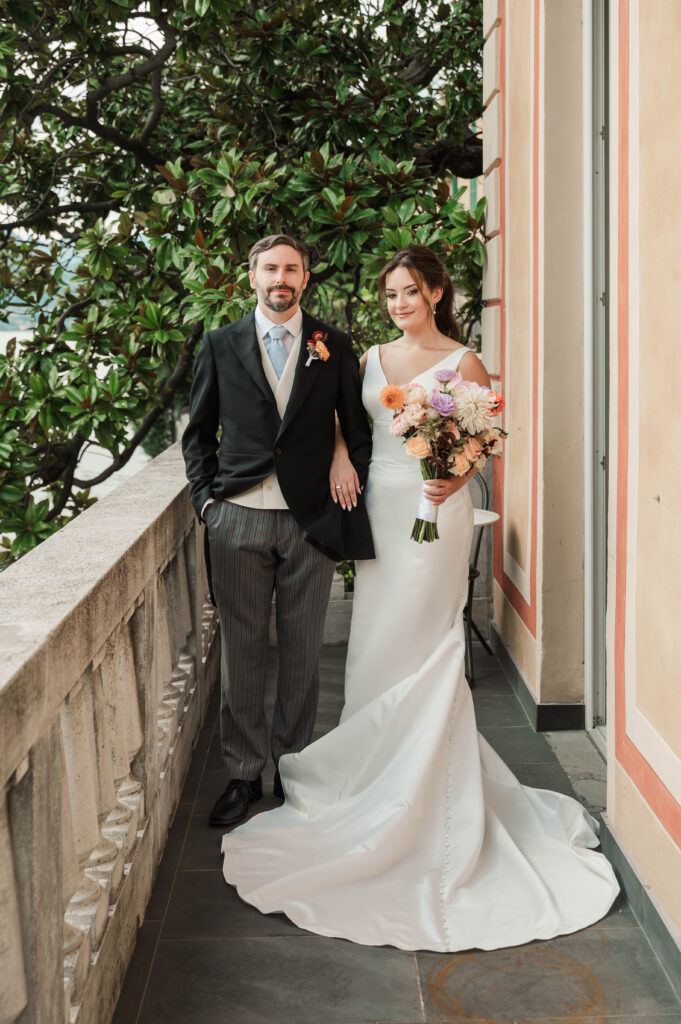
[0, 788, 28, 1023]
[99, 628, 145, 825]
[83, 668, 137, 861]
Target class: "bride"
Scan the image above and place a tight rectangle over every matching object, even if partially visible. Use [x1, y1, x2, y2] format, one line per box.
[221, 245, 619, 952]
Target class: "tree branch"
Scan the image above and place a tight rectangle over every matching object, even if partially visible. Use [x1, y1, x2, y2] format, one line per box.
[416, 126, 482, 179]
[0, 198, 120, 233]
[45, 432, 85, 522]
[71, 323, 203, 489]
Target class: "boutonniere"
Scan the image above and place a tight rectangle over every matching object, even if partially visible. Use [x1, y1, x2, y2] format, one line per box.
[305, 330, 330, 367]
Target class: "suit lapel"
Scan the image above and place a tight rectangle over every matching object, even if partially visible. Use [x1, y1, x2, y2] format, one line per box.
[277, 312, 326, 437]
[228, 311, 276, 406]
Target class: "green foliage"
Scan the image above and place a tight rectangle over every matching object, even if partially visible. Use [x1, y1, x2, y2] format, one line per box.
[0, 0, 484, 564]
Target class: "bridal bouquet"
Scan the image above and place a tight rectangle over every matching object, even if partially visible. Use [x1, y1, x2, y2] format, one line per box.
[380, 369, 507, 543]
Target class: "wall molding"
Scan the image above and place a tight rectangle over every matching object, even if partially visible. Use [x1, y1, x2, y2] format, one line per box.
[490, 624, 585, 731]
[600, 815, 681, 1000]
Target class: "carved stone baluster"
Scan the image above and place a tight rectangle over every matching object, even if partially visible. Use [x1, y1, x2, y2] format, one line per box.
[7, 724, 69, 1023]
[61, 686, 124, 903]
[185, 524, 200, 665]
[99, 630, 144, 830]
[163, 558, 182, 669]
[59, 728, 107, 960]
[0, 789, 28, 1023]
[162, 563, 186, 727]
[128, 593, 162, 810]
[176, 538, 194, 651]
[156, 575, 179, 757]
[84, 666, 136, 860]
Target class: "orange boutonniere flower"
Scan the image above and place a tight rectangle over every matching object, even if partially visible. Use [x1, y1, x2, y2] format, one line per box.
[305, 330, 330, 366]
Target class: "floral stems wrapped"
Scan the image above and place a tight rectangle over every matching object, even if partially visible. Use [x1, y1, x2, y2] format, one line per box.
[380, 368, 507, 544]
[412, 460, 440, 543]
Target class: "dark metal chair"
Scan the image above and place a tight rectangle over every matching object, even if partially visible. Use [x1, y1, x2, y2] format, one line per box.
[464, 472, 499, 687]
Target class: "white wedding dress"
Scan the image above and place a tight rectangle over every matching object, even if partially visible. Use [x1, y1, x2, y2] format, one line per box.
[221, 345, 619, 952]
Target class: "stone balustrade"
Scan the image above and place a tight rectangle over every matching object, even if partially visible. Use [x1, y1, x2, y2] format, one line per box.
[0, 444, 219, 1024]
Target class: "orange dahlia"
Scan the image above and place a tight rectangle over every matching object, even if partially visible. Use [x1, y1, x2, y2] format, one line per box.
[315, 340, 330, 361]
[380, 384, 405, 412]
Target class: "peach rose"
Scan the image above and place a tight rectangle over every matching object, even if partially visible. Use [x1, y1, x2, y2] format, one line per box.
[452, 452, 471, 476]
[463, 438, 483, 461]
[405, 435, 431, 459]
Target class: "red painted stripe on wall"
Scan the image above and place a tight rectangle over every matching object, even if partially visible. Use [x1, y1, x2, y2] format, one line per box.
[493, 0, 538, 639]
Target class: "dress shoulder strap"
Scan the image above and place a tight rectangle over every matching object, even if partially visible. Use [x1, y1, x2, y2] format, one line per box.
[365, 344, 381, 379]
[450, 345, 471, 372]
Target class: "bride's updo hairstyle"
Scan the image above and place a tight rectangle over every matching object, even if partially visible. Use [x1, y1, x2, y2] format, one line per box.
[377, 245, 461, 342]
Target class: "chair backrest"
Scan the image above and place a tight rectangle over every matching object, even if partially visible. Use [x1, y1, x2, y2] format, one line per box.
[470, 470, 490, 512]
[469, 470, 491, 570]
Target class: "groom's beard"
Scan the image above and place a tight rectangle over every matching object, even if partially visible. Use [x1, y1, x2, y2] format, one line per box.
[262, 284, 302, 313]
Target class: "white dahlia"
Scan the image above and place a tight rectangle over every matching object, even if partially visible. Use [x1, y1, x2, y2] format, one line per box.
[454, 382, 494, 435]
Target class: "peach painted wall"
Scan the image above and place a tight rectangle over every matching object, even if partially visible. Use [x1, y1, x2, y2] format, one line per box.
[486, 0, 586, 705]
[607, 0, 681, 940]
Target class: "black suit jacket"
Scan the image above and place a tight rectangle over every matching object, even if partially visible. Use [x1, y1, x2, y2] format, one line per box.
[182, 309, 375, 562]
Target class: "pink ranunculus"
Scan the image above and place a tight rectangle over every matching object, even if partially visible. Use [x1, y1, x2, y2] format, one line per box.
[402, 403, 427, 426]
[389, 414, 408, 437]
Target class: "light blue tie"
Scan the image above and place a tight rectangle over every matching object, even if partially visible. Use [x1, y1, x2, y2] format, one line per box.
[265, 325, 290, 379]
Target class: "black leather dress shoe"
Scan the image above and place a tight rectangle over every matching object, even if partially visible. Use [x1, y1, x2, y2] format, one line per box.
[273, 768, 284, 799]
[209, 777, 262, 828]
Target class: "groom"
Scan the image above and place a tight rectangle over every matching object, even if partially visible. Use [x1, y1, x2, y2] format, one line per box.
[182, 234, 374, 827]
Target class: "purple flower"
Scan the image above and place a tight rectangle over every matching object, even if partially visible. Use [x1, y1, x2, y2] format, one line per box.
[434, 368, 458, 383]
[429, 391, 456, 416]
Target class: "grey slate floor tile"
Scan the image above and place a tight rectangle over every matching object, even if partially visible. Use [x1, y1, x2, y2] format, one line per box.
[145, 803, 192, 922]
[138, 936, 423, 1024]
[111, 920, 161, 1024]
[162, 869, 303, 940]
[417, 927, 681, 1021]
[511, 760, 577, 797]
[470, 693, 533, 728]
[478, 723, 556, 764]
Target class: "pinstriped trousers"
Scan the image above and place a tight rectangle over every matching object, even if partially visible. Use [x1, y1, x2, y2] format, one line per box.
[205, 500, 335, 780]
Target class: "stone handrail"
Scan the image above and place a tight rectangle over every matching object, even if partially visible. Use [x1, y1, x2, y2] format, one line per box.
[0, 444, 219, 1024]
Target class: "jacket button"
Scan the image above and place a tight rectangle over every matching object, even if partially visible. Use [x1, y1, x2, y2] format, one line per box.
[274, 447, 282, 455]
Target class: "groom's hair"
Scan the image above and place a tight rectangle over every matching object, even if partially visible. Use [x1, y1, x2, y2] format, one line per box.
[248, 234, 310, 273]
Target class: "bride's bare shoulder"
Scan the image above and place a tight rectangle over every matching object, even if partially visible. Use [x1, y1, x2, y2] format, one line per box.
[458, 348, 491, 388]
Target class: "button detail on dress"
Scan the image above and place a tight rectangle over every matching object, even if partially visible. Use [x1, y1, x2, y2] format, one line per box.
[274, 447, 282, 455]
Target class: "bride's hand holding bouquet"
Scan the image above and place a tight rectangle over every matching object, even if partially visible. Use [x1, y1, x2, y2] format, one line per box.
[380, 367, 506, 542]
